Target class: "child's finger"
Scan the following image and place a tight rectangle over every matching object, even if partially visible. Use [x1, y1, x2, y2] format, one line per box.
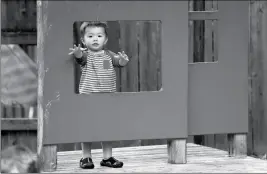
[69, 48, 74, 51]
[118, 52, 123, 56]
[68, 51, 74, 55]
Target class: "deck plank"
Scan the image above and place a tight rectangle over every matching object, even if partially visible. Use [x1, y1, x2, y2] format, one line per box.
[43, 143, 267, 173]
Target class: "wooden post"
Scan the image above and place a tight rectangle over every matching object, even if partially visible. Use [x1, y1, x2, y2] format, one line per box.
[262, 1, 267, 155]
[248, 1, 267, 157]
[167, 139, 187, 164]
[38, 145, 57, 172]
[37, 0, 58, 172]
[227, 134, 247, 157]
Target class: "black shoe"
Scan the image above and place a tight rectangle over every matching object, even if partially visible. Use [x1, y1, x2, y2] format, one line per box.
[80, 157, 95, 169]
[100, 157, 123, 168]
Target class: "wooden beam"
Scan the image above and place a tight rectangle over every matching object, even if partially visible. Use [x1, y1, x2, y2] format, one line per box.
[0, 0, 2, 122]
[37, 0, 45, 160]
[228, 134, 247, 157]
[39, 145, 58, 172]
[167, 139, 187, 164]
[1, 32, 37, 44]
[1, 118, 37, 131]
[36, 0, 58, 172]
[37, 1, 58, 172]
[189, 11, 219, 20]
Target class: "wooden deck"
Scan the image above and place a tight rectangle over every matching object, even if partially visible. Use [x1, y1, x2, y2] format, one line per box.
[43, 143, 267, 173]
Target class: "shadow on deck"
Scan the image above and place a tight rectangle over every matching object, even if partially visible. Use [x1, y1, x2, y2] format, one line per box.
[44, 143, 267, 173]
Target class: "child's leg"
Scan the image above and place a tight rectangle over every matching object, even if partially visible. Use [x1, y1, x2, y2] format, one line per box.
[81, 142, 92, 158]
[101, 141, 112, 159]
[100, 141, 123, 168]
[80, 142, 94, 169]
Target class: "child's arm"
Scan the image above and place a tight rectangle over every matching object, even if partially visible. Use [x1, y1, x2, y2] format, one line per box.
[69, 44, 87, 67]
[107, 50, 121, 67]
[107, 50, 129, 67]
[74, 51, 87, 67]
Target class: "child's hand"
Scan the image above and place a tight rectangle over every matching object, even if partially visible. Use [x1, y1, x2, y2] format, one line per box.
[117, 51, 129, 66]
[68, 44, 86, 58]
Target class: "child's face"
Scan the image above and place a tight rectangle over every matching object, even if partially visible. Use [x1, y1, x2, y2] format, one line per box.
[82, 26, 108, 52]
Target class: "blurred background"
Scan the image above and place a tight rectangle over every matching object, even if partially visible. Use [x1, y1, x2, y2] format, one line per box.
[1, 0, 37, 152]
[1, 44, 37, 152]
[1, 0, 267, 160]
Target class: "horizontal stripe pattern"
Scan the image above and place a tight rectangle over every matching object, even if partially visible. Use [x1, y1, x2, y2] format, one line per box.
[79, 50, 117, 94]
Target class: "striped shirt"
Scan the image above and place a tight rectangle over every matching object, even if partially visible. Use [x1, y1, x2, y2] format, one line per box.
[75, 49, 121, 94]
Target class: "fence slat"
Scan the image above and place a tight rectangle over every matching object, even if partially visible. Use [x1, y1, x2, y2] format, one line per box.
[14, 104, 23, 118]
[156, 22, 162, 91]
[212, 20, 218, 62]
[5, 105, 14, 118]
[212, 0, 218, 11]
[148, 21, 161, 91]
[106, 21, 121, 92]
[119, 21, 139, 92]
[25, 0, 37, 30]
[204, 1, 213, 62]
[1, 0, 8, 29]
[189, 20, 194, 63]
[1, 103, 5, 118]
[138, 21, 147, 91]
[249, 1, 267, 157]
[139, 21, 161, 91]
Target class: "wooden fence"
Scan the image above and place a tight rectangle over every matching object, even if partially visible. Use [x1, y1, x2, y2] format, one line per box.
[1, 104, 37, 152]
[1, 0, 36, 44]
[1, 0, 267, 158]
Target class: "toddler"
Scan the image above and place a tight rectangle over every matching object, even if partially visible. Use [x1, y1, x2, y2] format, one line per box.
[69, 21, 129, 169]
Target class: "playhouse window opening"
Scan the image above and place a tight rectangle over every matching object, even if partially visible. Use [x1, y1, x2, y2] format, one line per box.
[188, 0, 219, 63]
[189, 0, 218, 12]
[189, 19, 218, 63]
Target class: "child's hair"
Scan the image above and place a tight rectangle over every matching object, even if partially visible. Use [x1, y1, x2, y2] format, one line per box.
[80, 21, 108, 37]
[1, 143, 40, 173]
